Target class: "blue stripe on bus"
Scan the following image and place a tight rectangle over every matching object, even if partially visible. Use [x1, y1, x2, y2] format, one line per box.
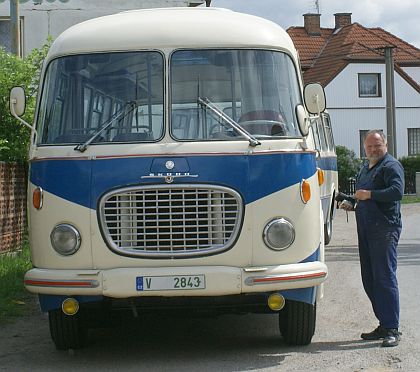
[280, 287, 316, 304]
[30, 152, 317, 209]
[38, 288, 317, 311]
[280, 247, 321, 305]
[316, 155, 337, 171]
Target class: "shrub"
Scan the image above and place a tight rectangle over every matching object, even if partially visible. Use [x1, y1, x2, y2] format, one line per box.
[0, 40, 51, 162]
[399, 155, 420, 178]
[336, 145, 362, 191]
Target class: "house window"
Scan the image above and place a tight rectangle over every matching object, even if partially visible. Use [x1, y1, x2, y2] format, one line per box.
[358, 73, 381, 97]
[0, 18, 24, 55]
[408, 128, 420, 156]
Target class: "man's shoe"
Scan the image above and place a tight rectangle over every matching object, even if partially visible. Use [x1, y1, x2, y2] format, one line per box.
[361, 326, 388, 340]
[382, 329, 400, 347]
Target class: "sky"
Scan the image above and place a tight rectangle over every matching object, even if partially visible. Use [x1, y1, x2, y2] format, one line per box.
[209, 0, 420, 49]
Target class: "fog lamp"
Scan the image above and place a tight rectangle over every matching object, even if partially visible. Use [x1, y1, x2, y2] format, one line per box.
[62, 298, 79, 316]
[268, 293, 285, 311]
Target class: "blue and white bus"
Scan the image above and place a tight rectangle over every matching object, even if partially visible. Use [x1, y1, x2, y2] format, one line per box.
[10, 7, 337, 350]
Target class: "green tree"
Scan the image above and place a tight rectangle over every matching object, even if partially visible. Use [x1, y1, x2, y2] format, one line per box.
[336, 145, 362, 192]
[399, 155, 420, 178]
[0, 40, 51, 162]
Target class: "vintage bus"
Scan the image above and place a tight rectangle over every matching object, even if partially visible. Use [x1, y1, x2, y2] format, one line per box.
[10, 7, 337, 350]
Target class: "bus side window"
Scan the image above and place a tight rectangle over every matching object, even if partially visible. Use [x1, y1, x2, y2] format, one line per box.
[316, 117, 328, 152]
[310, 118, 321, 152]
[323, 114, 335, 152]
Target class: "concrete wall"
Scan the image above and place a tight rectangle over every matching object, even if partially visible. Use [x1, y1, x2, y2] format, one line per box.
[0, 0, 205, 55]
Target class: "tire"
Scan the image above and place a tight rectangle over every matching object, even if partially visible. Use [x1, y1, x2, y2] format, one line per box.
[48, 309, 87, 350]
[279, 300, 316, 346]
[324, 218, 332, 245]
[324, 208, 333, 245]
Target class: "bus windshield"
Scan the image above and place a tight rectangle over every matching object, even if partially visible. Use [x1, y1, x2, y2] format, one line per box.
[170, 49, 302, 141]
[37, 51, 164, 145]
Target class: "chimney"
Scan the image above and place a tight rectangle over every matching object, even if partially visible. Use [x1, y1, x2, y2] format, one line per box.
[304, 13, 321, 36]
[334, 13, 352, 29]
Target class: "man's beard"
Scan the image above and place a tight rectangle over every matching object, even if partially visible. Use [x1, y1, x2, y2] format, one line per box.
[367, 154, 384, 163]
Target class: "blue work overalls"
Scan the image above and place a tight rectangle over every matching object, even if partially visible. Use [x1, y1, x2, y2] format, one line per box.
[355, 154, 403, 329]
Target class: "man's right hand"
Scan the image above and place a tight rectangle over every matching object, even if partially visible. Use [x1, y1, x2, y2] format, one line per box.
[338, 200, 355, 211]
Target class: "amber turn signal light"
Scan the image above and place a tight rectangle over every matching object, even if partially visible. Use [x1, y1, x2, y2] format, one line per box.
[300, 179, 311, 203]
[33, 187, 43, 209]
[317, 168, 325, 186]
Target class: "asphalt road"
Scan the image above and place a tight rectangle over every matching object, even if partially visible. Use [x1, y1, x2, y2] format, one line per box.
[1, 205, 419, 371]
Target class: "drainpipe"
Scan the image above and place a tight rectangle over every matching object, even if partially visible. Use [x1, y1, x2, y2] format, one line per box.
[10, 0, 21, 56]
[384, 46, 397, 157]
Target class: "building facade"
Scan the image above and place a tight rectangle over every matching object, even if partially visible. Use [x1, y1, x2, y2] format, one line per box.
[0, 0, 206, 56]
[287, 13, 420, 159]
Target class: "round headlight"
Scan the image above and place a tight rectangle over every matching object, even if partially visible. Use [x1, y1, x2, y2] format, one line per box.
[263, 218, 295, 250]
[50, 224, 81, 256]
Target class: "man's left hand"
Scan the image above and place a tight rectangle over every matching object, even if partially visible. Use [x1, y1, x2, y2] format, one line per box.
[355, 189, 371, 200]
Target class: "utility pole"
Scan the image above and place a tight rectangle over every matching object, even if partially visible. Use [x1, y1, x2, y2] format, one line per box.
[384, 46, 396, 157]
[10, 0, 21, 56]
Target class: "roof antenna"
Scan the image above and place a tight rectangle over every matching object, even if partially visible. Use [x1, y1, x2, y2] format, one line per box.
[314, 0, 320, 14]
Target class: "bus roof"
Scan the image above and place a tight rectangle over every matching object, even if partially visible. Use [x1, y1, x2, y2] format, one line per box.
[47, 7, 297, 59]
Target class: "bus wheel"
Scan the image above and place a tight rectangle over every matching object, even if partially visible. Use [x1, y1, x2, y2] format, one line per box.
[324, 209, 333, 245]
[48, 309, 87, 350]
[279, 300, 316, 345]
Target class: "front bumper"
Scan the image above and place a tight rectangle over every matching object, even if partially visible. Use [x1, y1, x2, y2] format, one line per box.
[24, 261, 327, 298]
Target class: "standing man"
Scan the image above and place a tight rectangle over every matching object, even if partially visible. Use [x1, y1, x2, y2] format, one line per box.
[340, 130, 404, 347]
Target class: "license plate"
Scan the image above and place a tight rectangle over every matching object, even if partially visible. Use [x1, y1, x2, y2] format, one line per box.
[136, 275, 206, 291]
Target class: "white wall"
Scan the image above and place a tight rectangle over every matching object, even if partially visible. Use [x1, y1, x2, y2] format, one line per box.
[0, 0, 204, 55]
[402, 67, 420, 84]
[325, 63, 420, 158]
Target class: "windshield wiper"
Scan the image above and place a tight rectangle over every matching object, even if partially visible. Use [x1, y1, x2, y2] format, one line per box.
[197, 97, 260, 147]
[74, 101, 139, 152]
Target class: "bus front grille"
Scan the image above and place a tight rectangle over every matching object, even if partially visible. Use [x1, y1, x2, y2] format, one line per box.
[99, 184, 243, 258]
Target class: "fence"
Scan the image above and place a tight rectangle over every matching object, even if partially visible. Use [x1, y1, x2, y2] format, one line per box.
[340, 172, 416, 196]
[0, 162, 27, 253]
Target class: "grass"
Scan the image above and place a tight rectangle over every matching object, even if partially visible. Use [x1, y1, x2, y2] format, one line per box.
[0, 238, 33, 324]
[402, 195, 420, 204]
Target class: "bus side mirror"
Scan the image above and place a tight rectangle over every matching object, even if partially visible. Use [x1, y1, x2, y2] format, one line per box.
[304, 83, 326, 115]
[10, 86, 26, 117]
[9, 86, 37, 139]
[295, 104, 309, 136]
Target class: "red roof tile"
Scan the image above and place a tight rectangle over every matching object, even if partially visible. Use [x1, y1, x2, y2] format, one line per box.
[286, 27, 333, 69]
[287, 22, 420, 89]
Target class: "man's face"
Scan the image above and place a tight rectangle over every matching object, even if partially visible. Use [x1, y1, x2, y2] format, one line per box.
[364, 133, 387, 163]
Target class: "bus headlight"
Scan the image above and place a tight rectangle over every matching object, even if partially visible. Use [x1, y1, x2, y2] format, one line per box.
[263, 218, 295, 250]
[50, 224, 81, 256]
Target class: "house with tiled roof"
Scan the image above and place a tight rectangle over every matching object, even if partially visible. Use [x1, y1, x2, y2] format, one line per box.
[0, 0, 207, 56]
[287, 13, 420, 158]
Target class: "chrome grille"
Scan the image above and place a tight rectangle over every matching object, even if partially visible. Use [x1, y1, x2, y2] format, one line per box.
[99, 185, 243, 258]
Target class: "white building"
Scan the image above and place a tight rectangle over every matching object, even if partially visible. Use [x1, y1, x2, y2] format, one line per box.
[0, 0, 207, 56]
[288, 13, 420, 159]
